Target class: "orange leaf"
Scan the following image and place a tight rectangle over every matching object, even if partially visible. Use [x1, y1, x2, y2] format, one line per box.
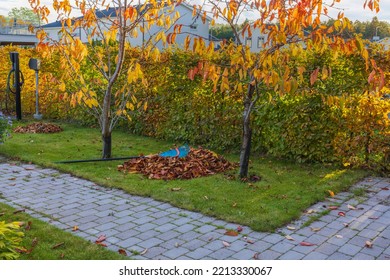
[224, 230, 239, 236]
[328, 190, 335, 197]
[310, 68, 320, 85]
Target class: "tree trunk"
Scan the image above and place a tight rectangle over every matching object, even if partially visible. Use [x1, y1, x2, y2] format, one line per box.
[239, 83, 255, 178]
[239, 122, 252, 178]
[102, 132, 112, 159]
[101, 86, 112, 159]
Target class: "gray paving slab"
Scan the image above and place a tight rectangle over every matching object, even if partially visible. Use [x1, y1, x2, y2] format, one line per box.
[0, 158, 389, 260]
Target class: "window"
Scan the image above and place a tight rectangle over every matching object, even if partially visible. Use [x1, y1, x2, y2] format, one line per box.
[245, 37, 252, 47]
[257, 36, 265, 49]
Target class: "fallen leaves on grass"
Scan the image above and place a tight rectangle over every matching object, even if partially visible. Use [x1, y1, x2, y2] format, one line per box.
[13, 122, 63, 134]
[118, 147, 237, 180]
[328, 190, 335, 197]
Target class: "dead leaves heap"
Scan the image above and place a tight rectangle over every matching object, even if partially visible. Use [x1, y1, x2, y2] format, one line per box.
[14, 122, 63, 134]
[118, 147, 237, 180]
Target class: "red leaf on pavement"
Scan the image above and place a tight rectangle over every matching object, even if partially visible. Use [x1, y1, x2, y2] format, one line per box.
[95, 235, 106, 243]
[96, 242, 107, 247]
[381, 187, 389, 191]
[237, 226, 243, 232]
[299, 242, 316, 246]
[338, 211, 346, 217]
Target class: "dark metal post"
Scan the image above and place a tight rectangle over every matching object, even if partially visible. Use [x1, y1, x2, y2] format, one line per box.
[10, 52, 22, 120]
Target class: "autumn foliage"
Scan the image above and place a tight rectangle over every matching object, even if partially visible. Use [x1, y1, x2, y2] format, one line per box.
[0, 1, 388, 173]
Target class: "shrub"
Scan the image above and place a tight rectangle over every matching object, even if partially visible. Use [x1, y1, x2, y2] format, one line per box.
[0, 221, 24, 260]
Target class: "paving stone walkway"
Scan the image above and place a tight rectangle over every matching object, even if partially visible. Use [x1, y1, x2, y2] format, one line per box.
[0, 156, 389, 260]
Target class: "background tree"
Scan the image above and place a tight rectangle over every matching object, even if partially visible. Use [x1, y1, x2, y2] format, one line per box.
[210, 23, 235, 40]
[188, 0, 383, 178]
[8, 7, 40, 25]
[29, 0, 179, 158]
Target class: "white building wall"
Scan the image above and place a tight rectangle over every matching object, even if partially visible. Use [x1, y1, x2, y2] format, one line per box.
[238, 27, 268, 53]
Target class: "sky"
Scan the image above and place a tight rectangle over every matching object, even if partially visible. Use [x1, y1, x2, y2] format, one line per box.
[0, 0, 389, 24]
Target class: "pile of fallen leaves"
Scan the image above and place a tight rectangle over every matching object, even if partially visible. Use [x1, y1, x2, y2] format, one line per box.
[13, 122, 63, 134]
[118, 147, 237, 180]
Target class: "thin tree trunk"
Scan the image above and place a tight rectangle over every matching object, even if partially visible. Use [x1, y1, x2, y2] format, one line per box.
[102, 132, 112, 159]
[239, 121, 252, 178]
[239, 83, 255, 178]
[102, 87, 112, 159]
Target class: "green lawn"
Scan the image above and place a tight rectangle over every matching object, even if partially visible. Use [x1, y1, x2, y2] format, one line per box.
[0, 121, 369, 232]
[0, 202, 129, 260]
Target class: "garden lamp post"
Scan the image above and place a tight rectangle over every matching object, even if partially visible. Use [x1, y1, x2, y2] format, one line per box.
[29, 58, 42, 120]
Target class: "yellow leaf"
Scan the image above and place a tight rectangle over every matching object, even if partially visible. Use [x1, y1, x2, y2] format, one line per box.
[59, 82, 66, 92]
[126, 102, 135, 111]
[328, 190, 335, 197]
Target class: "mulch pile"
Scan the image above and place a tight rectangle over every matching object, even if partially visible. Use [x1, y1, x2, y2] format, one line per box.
[13, 122, 63, 134]
[117, 147, 237, 180]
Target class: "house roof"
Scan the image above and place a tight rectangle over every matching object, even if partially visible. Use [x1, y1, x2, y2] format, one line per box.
[41, 2, 210, 29]
[40, 7, 117, 28]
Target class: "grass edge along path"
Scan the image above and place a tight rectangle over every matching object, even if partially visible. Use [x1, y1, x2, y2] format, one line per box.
[0, 121, 369, 232]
